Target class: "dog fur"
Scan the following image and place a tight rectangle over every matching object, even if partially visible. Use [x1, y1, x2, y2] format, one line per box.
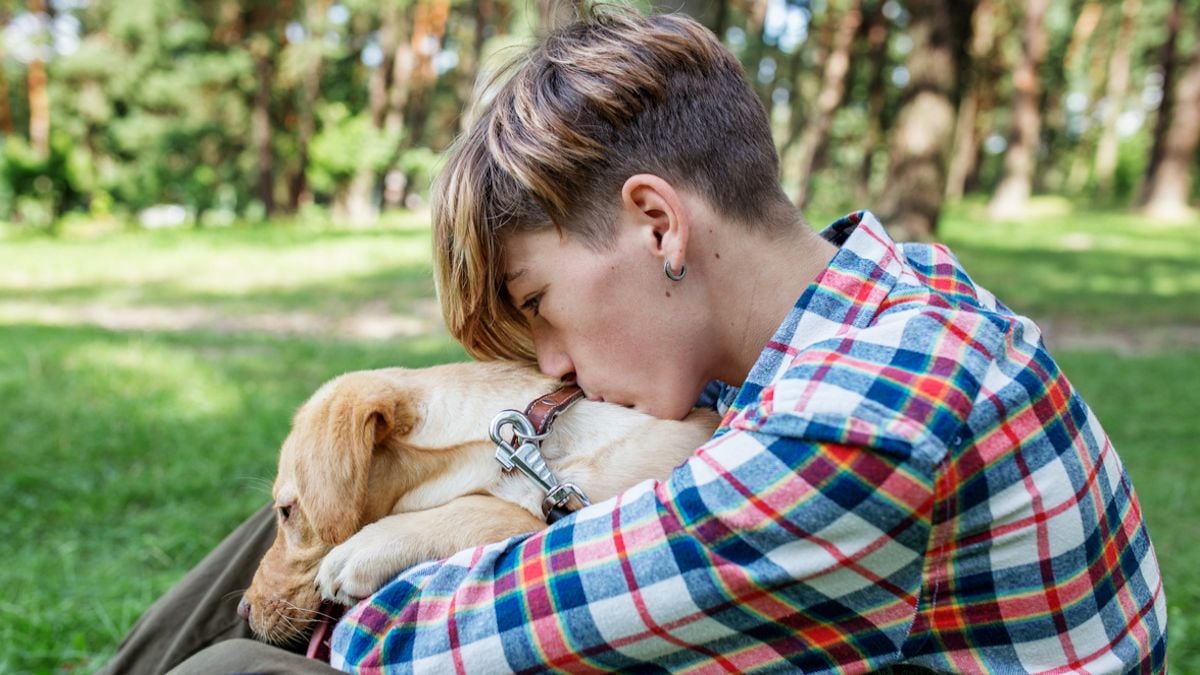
[241, 360, 719, 644]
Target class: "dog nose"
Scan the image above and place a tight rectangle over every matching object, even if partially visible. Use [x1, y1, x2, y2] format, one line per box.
[237, 596, 251, 621]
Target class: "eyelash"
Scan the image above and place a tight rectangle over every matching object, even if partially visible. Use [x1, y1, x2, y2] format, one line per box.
[521, 294, 542, 317]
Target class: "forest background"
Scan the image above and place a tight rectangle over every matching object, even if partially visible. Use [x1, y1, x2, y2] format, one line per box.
[2, 0, 1199, 231]
[1, 0, 1199, 672]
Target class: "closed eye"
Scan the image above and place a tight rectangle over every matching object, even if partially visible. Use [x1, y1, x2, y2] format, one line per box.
[520, 293, 542, 318]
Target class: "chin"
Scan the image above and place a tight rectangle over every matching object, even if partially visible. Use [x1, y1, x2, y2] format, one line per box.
[642, 398, 696, 422]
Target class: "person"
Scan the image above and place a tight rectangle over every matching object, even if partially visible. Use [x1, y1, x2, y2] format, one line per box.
[101, 6, 1166, 674]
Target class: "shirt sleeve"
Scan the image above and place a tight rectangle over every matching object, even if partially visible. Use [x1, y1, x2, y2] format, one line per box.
[330, 382, 939, 673]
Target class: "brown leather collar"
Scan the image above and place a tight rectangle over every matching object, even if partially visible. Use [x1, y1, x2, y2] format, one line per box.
[522, 384, 585, 437]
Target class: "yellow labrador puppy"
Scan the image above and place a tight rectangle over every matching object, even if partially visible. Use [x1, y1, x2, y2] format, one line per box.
[241, 360, 719, 645]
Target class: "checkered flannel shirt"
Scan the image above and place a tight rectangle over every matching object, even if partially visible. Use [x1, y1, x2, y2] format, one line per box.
[331, 211, 1166, 673]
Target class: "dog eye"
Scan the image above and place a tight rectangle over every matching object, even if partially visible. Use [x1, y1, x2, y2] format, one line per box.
[278, 505, 291, 522]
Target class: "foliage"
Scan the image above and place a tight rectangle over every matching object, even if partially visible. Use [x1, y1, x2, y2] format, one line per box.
[0, 0, 1196, 230]
[0, 132, 89, 227]
[307, 102, 401, 194]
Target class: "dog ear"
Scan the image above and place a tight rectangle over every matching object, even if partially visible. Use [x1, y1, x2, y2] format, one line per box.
[295, 372, 415, 544]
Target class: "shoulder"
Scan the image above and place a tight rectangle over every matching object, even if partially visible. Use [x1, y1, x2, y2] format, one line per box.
[735, 295, 1030, 471]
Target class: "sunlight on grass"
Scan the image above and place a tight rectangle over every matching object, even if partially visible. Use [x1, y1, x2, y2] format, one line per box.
[64, 341, 244, 420]
[0, 212, 445, 340]
[0, 221, 434, 297]
[938, 202, 1200, 328]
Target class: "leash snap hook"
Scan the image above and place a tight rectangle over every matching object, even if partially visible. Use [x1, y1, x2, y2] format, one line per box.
[489, 409, 535, 471]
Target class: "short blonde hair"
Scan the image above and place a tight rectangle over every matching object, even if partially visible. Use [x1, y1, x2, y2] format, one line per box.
[433, 6, 792, 361]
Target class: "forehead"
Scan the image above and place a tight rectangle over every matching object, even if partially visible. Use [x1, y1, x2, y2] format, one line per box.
[501, 227, 563, 283]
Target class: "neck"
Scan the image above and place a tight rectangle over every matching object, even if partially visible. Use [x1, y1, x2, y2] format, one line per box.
[695, 216, 837, 387]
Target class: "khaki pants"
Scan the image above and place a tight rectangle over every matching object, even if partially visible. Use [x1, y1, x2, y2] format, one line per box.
[97, 504, 341, 674]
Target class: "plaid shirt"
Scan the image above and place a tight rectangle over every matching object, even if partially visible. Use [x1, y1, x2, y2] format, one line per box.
[332, 211, 1166, 673]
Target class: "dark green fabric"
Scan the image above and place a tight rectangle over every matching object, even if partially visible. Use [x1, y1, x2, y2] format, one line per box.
[168, 639, 341, 675]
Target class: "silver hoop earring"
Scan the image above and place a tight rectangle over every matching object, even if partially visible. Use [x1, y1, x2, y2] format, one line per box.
[664, 259, 687, 281]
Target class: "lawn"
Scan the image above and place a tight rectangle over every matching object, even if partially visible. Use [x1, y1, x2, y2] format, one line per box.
[1, 204, 1197, 673]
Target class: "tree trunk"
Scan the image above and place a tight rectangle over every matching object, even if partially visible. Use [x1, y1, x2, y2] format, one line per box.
[398, 0, 451, 147]
[343, 3, 405, 224]
[1065, 3, 1115, 194]
[1036, 0, 1102, 194]
[743, 0, 773, 110]
[287, 0, 331, 212]
[1063, 1, 1103, 68]
[1138, 0, 1183, 208]
[381, 0, 451, 209]
[245, 0, 290, 218]
[0, 14, 15, 136]
[26, 0, 50, 158]
[780, 8, 836, 157]
[251, 43, 276, 216]
[0, 69, 11, 136]
[455, 0, 493, 135]
[1140, 45, 1200, 220]
[1093, 0, 1140, 193]
[855, 1, 889, 204]
[875, 0, 963, 240]
[793, 0, 862, 208]
[988, 0, 1050, 219]
[945, 0, 996, 201]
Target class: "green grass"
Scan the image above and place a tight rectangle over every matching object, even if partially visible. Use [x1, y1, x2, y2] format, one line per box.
[0, 213, 440, 326]
[939, 200, 1200, 330]
[1054, 351, 1200, 669]
[1, 204, 1198, 672]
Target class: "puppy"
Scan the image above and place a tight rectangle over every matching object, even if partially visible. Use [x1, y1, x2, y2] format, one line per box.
[240, 360, 719, 645]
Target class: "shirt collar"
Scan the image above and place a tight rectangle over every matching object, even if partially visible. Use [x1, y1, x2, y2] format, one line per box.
[719, 210, 906, 426]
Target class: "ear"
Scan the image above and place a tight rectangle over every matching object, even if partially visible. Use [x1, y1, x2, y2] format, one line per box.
[295, 372, 415, 544]
[620, 174, 690, 275]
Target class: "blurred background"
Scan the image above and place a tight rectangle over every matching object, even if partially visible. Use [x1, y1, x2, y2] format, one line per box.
[0, 0, 1196, 232]
[1, 0, 1198, 673]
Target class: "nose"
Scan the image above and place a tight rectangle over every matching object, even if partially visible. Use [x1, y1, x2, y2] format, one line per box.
[237, 596, 251, 621]
[532, 326, 575, 381]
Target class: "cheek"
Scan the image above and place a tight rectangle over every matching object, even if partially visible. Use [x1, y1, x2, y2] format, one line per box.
[559, 255, 677, 368]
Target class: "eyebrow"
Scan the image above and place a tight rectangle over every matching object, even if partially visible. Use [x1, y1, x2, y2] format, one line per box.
[503, 268, 527, 284]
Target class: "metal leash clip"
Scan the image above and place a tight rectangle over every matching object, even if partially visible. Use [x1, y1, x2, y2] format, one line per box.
[489, 409, 591, 521]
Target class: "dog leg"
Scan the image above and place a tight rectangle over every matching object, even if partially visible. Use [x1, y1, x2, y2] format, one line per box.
[316, 495, 545, 605]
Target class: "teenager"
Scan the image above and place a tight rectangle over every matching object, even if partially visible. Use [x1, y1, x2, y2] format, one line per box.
[102, 7, 1165, 674]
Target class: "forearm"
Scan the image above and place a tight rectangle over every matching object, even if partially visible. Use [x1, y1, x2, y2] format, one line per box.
[331, 426, 936, 672]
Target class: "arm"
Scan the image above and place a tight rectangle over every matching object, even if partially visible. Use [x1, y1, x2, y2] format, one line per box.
[330, 391, 939, 673]
[317, 495, 546, 605]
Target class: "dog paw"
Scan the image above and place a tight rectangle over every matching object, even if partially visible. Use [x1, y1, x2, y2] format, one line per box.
[315, 518, 427, 605]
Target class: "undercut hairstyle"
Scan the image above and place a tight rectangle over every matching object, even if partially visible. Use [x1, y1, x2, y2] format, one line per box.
[434, 5, 798, 361]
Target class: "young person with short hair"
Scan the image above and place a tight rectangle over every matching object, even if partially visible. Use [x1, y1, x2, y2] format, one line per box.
[334, 8, 1166, 672]
[102, 6, 1165, 673]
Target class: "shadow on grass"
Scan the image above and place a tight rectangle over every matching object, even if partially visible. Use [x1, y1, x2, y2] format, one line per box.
[0, 323, 465, 673]
[0, 220, 443, 323]
[0, 263, 440, 319]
